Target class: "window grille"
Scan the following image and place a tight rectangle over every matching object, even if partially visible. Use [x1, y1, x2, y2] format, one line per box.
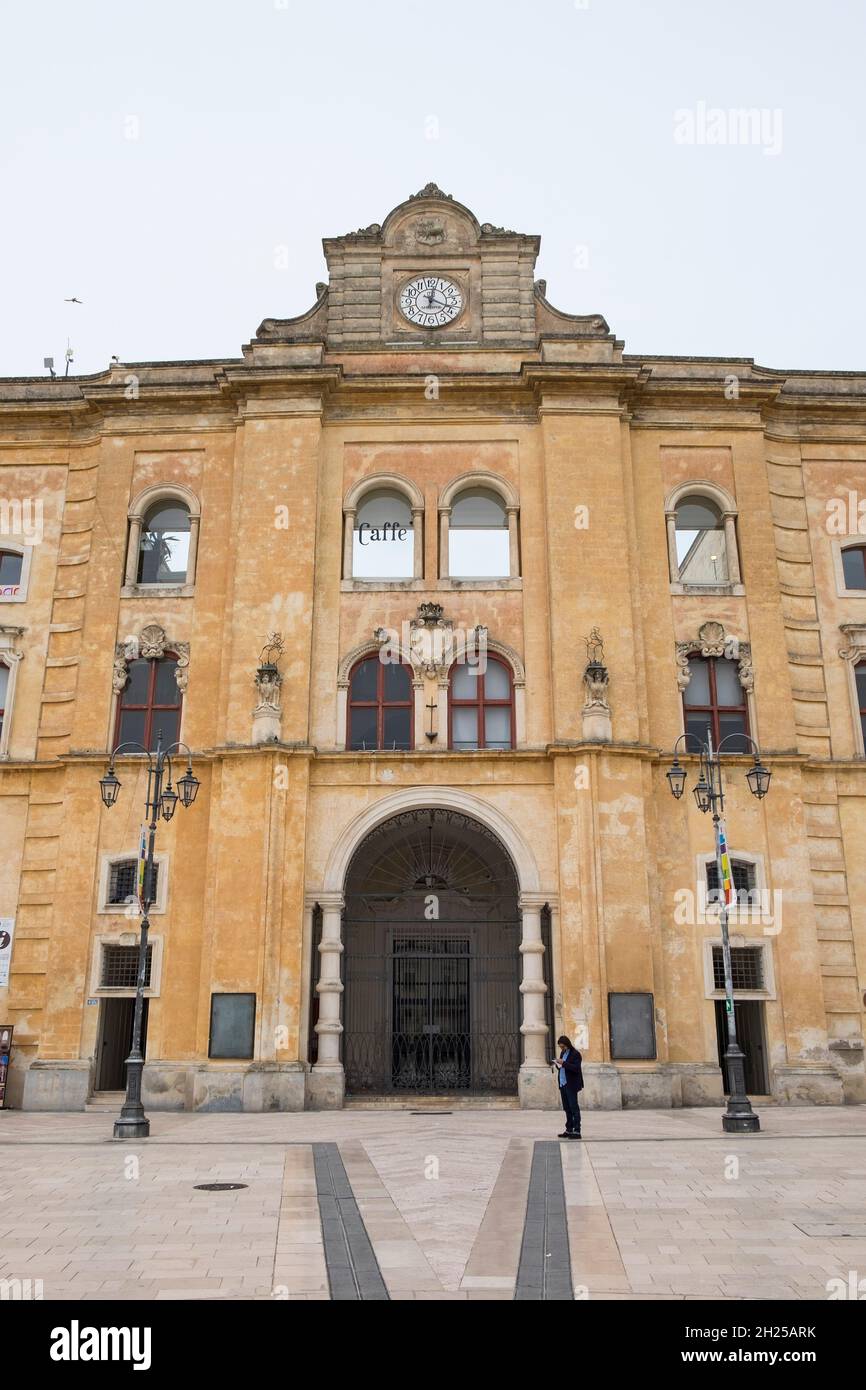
[706, 859, 757, 904]
[100, 944, 153, 989]
[712, 945, 764, 992]
[108, 859, 159, 906]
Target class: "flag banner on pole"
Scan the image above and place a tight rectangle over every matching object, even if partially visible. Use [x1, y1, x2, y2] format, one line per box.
[137, 825, 148, 909]
[717, 819, 734, 907]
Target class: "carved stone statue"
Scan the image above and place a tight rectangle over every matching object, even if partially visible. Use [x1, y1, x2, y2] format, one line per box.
[252, 633, 285, 744]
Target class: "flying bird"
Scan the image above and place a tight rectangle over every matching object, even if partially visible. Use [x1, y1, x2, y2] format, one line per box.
[64, 297, 83, 304]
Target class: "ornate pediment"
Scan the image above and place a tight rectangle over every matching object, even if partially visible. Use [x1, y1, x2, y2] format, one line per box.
[676, 622, 752, 693]
[114, 624, 190, 695]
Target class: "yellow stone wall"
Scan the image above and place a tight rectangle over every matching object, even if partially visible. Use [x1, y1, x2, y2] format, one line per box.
[1, 190, 864, 1111]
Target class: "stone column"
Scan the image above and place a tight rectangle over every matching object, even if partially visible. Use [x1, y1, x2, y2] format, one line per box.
[412, 506, 424, 579]
[723, 512, 741, 584]
[342, 509, 356, 580]
[309, 892, 345, 1110]
[507, 506, 520, 577]
[187, 513, 201, 586]
[125, 514, 143, 585]
[413, 677, 427, 749]
[518, 893, 556, 1109]
[665, 511, 679, 583]
[438, 507, 450, 579]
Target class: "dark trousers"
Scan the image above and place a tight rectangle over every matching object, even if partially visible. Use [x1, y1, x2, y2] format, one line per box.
[559, 1084, 581, 1134]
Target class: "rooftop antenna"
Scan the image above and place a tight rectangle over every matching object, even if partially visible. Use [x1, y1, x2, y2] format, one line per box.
[64, 339, 74, 377]
[44, 356, 56, 378]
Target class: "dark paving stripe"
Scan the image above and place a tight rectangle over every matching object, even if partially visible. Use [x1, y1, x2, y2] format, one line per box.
[514, 1140, 573, 1300]
[313, 1141, 389, 1301]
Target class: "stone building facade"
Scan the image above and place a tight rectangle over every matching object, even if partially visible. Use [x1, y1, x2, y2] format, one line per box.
[1, 185, 865, 1113]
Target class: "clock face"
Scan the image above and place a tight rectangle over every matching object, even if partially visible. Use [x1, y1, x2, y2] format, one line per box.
[399, 276, 463, 328]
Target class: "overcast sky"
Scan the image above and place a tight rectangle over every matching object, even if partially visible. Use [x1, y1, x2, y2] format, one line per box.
[1, 0, 863, 378]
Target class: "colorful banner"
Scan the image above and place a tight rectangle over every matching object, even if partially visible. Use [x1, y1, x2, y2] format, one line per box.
[716, 820, 734, 908]
[136, 826, 148, 910]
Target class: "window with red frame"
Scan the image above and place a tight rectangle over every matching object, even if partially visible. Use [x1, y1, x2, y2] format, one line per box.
[857, 661, 866, 753]
[115, 656, 182, 752]
[0, 662, 8, 742]
[449, 656, 513, 750]
[842, 545, 866, 591]
[347, 656, 412, 751]
[682, 655, 749, 752]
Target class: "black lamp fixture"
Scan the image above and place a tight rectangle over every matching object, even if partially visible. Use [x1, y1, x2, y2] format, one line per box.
[177, 766, 200, 808]
[692, 771, 712, 814]
[746, 755, 772, 800]
[666, 758, 686, 800]
[99, 767, 121, 809]
[160, 783, 178, 822]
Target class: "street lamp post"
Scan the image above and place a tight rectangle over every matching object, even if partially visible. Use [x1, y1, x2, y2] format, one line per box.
[666, 731, 771, 1134]
[99, 731, 199, 1140]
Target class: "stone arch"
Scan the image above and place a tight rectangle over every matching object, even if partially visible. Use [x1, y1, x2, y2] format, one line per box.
[323, 786, 540, 895]
[439, 472, 520, 580]
[309, 789, 551, 1109]
[124, 482, 201, 590]
[342, 473, 425, 581]
[664, 480, 742, 589]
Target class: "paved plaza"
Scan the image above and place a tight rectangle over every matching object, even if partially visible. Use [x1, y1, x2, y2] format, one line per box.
[0, 1105, 864, 1301]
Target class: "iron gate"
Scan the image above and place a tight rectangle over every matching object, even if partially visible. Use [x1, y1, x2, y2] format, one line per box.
[343, 922, 520, 1094]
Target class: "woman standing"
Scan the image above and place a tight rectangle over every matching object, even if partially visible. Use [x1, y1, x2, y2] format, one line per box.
[554, 1035, 584, 1139]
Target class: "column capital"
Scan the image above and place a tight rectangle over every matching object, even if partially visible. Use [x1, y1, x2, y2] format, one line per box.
[518, 892, 549, 911]
[316, 892, 345, 912]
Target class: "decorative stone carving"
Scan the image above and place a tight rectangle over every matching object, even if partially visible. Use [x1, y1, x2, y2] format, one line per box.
[113, 625, 189, 696]
[676, 622, 752, 694]
[408, 182, 453, 202]
[415, 219, 446, 245]
[252, 633, 285, 745]
[581, 628, 612, 742]
[480, 222, 517, 236]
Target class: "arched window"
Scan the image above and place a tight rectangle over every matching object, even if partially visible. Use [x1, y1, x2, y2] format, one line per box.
[116, 656, 182, 751]
[683, 656, 749, 751]
[448, 489, 510, 579]
[450, 656, 513, 750]
[137, 503, 191, 585]
[347, 656, 413, 750]
[857, 661, 866, 751]
[0, 550, 23, 596]
[352, 490, 414, 580]
[674, 496, 729, 585]
[0, 662, 8, 743]
[842, 544, 866, 591]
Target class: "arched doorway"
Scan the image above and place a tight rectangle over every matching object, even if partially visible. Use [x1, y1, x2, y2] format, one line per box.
[341, 808, 521, 1095]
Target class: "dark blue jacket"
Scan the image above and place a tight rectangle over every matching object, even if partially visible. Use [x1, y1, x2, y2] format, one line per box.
[560, 1048, 584, 1092]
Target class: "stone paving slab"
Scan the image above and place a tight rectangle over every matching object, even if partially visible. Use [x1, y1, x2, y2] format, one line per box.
[0, 1107, 864, 1300]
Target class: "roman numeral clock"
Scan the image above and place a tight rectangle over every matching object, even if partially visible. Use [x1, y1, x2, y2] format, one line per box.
[399, 275, 464, 328]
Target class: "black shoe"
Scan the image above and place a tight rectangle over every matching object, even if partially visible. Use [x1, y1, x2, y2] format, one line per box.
[569, 1133, 582, 1140]
[558, 1131, 572, 1138]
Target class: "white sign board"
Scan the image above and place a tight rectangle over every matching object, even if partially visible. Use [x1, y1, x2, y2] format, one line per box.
[0, 918, 15, 987]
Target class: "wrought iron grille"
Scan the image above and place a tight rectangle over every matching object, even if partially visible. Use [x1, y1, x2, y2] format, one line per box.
[712, 945, 764, 992]
[108, 859, 159, 906]
[100, 944, 153, 989]
[343, 924, 520, 1094]
[706, 859, 757, 905]
[338, 807, 524, 1096]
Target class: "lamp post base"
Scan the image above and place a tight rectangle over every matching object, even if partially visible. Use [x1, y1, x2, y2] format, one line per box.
[113, 1115, 151, 1140]
[722, 1111, 760, 1134]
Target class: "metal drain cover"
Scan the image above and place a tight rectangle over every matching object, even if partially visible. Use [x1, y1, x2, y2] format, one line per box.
[194, 1182, 248, 1192]
[410, 1111, 452, 1116]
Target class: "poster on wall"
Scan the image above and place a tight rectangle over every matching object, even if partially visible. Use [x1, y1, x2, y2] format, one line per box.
[0, 1024, 12, 1108]
[0, 917, 15, 987]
